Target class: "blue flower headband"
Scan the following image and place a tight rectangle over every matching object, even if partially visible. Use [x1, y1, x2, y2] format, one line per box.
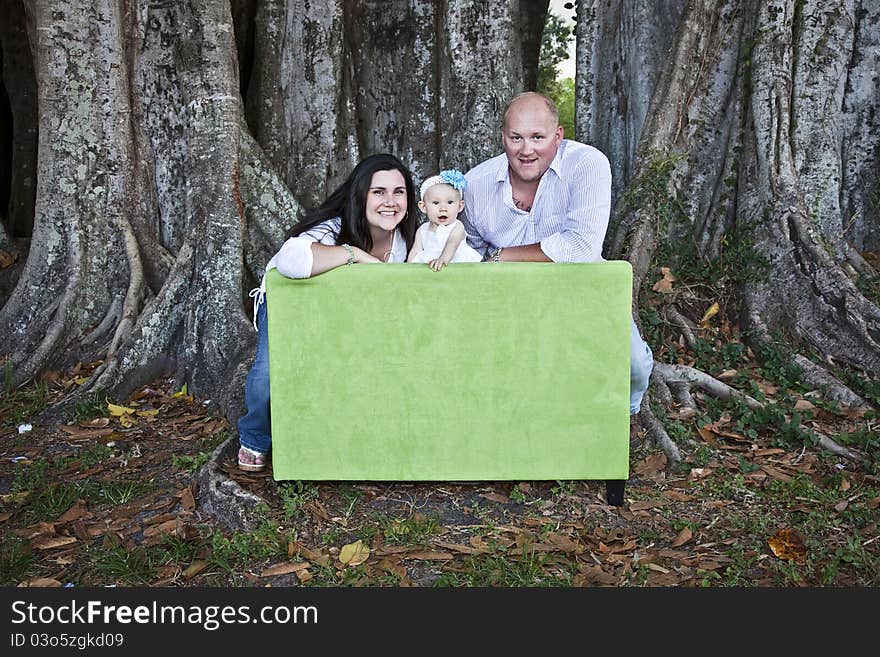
[420, 168, 466, 199]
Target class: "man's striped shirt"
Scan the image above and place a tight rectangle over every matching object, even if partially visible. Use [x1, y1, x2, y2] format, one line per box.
[461, 139, 612, 263]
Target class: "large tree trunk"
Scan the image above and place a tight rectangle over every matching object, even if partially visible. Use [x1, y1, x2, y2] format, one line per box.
[577, 0, 880, 389]
[0, 0, 547, 421]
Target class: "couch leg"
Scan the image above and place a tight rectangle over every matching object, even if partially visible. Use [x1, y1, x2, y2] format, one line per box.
[605, 480, 626, 506]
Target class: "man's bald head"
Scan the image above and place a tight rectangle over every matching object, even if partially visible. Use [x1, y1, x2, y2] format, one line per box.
[502, 92, 560, 131]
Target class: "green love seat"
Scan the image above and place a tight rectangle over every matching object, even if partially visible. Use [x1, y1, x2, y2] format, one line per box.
[265, 261, 632, 504]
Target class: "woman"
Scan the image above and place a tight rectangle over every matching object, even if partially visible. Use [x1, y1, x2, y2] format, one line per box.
[237, 153, 419, 471]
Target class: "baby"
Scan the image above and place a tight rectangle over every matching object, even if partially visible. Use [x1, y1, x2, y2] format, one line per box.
[407, 169, 483, 271]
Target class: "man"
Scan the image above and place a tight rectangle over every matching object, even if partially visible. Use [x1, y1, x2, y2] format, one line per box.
[461, 91, 653, 414]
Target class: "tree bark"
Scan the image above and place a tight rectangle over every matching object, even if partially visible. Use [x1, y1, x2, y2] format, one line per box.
[0, 0, 38, 244]
[576, 0, 880, 377]
[0, 1, 545, 421]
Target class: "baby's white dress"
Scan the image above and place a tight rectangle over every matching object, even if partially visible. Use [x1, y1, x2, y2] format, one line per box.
[412, 220, 483, 263]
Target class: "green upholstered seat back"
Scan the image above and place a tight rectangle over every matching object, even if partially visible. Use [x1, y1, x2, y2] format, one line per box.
[266, 261, 631, 480]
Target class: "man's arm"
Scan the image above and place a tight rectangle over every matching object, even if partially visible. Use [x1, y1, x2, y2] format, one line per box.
[539, 147, 611, 263]
[493, 243, 551, 262]
[459, 198, 488, 253]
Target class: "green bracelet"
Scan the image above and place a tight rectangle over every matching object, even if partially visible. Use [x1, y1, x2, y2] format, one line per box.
[342, 244, 354, 266]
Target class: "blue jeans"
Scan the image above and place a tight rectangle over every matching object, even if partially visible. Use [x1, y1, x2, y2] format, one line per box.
[238, 300, 272, 454]
[630, 318, 653, 414]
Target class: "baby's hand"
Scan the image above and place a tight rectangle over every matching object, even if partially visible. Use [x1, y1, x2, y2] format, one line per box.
[429, 258, 449, 272]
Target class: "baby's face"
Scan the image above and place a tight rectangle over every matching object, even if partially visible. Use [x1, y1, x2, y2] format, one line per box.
[419, 184, 464, 227]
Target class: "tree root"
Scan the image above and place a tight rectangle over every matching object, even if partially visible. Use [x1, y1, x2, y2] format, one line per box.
[653, 362, 763, 409]
[646, 360, 863, 466]
[791, 354, 867, 408]
[664, 304, 697, 349]
[637, 396, 683, 469]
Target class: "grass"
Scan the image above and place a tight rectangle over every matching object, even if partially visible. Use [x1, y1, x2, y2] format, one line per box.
[435, 547, 573, 587]
[0, 342, 876, 588]
[85, 545, 157, 585]
[0, 535, 36, 586]
[381, 513, 441, 546]
[1, 380, 52, 431]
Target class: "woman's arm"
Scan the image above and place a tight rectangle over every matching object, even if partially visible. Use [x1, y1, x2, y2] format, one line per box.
[309, 243, 379, 276]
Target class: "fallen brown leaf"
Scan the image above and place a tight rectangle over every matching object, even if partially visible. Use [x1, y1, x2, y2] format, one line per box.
[635, 452, 667, 475]
[182, 561, 209, 579]
[661, 490, 695, 502]
[143, 519, 180, 538]
[629, 499, 669, 511]
[432, 540, 487, 555]
[260, 561, 311, 577]
[401, 551, 453, 561]
[180, 487, 196, 511]
[574, 564, 619, 586]
[56, 502, 90, 523]
[671, 526, 693, 547]
[32, 535, 77, 550]
[0, 250, 18, 268]
[18, 578, 62, 588]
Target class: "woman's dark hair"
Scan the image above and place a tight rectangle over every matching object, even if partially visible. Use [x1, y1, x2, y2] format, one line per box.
[287, 153, 418, 254]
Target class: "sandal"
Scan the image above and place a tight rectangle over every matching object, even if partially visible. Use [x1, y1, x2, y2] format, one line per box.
[238, 445, 267, 472]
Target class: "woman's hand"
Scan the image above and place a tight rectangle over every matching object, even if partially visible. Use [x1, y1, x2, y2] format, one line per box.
[353, 246, 381, 263]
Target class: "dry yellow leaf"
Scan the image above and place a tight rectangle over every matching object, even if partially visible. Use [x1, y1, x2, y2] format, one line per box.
[339, 540, 370, 566]
[767, 529, 807, 564]
[107, 402, 135, 416]
[700, 301, 720, 325]
[183, 561, 209, 580]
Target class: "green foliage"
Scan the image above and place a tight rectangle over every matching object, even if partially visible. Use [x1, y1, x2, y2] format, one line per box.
[171, 451, 211, 473]
[434, 546, 572, 587]
[97, 480, 154, 505]
[11, 459, 51, 494]
[278, 481, 319, 520]
[208, 520, 289, 573]
[1, 379, 51, 430]
[537, 11, 572, 92]
[509, 483, 529, 504]
[86, 545, 156, 585]
[0, 536, 36, 585]
[27, 483, 83, 522]
[382, 513, 441, 546]
[67, 392, 109, 423]
[537, 11, 575, 138]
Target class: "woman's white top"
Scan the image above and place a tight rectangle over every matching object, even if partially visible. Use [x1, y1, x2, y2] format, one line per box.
[249, 217, 408, 329]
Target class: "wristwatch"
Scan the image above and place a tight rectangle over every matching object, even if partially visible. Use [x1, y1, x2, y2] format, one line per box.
[486, 246, 503, 262]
